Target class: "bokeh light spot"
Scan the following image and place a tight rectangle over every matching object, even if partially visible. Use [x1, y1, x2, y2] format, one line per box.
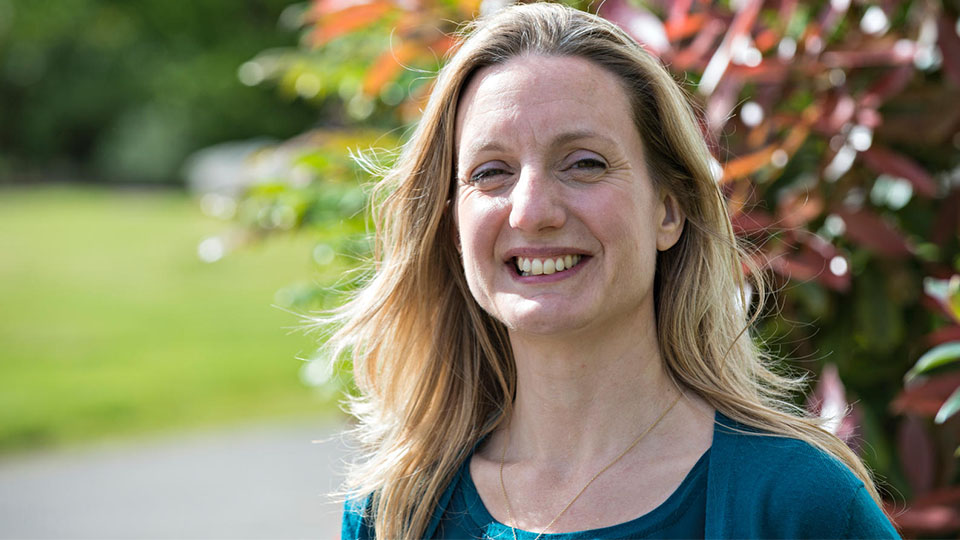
[741, 101, 764, 127]
[829, 256, 848, 276]
[197, 237, 225, 263]
[860, 6, 890, 35]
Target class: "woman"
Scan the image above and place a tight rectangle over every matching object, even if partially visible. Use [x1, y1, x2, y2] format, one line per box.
[336, 4, 899, 539]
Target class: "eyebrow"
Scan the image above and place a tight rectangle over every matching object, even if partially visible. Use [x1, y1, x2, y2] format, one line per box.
[461, 130, 617, 157]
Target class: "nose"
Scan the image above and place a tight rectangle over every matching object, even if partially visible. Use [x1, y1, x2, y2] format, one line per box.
[508, 167, 566, 232]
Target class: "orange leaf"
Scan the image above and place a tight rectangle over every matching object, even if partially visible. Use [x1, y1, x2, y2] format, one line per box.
[665, 13, 705, 41]
[781, 123, 809, 154]
[754, 28, 778, 52]
[455, 0, 482, 16]
[311, 1, 394, 47]
[777, 189, 823, 229]
[363, 41, 421, 95]
[721, 146, 776, 182]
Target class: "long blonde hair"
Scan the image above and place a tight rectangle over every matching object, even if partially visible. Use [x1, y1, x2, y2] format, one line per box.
[327, 4, 881, 538]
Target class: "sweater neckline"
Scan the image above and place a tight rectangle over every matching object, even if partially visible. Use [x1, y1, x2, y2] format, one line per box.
[455, 429, 713, 539]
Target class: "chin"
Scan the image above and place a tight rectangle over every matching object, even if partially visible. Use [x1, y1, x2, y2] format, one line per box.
[498, 306, 589, 336]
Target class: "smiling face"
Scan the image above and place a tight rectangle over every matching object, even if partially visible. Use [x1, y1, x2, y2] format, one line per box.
[453, 54, 684, 338]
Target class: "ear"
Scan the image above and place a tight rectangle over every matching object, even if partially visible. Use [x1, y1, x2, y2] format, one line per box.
[656, 191, 684, 251]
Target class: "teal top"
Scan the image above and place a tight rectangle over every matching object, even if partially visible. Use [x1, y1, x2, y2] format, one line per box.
[435, 447, 708, 539]
[342, 412, 901, 539]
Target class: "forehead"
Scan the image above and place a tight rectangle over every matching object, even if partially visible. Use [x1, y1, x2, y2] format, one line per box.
[454, 55, 640, 153]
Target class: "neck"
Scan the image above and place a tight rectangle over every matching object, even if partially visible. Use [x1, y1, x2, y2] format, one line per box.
[503, 308, 680, 465]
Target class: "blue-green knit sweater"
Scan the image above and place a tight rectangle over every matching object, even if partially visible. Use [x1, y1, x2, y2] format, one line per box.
[341, 412, 900, 539]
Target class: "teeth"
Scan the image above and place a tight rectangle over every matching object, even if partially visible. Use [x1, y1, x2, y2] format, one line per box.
[515, 254, 583, 276]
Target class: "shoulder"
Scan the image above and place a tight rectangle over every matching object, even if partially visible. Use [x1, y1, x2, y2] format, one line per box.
[339, 465, 464, 540]
[341, 494, 374, 540]
[715, 417, 857, 492]
[708, 413, 899, 538]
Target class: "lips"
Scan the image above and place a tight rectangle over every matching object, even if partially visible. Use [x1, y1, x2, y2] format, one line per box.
[514, 254, 584, 276]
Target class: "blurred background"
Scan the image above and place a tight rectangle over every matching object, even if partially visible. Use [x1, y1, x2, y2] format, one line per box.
[1, 0, 959, 537]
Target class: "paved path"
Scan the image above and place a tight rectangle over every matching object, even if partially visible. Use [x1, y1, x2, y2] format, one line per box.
[0, 418, 350, 539]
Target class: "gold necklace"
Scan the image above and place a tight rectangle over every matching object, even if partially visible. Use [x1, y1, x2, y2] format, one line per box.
[497, 394, 682, 540]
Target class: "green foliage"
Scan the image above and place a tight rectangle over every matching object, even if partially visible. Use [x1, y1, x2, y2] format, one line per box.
[0, 0, 318, 183]
[908, 341, 960, 381]
[936, 386, 960, 424]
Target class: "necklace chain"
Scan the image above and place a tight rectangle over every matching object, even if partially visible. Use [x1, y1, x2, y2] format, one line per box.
[497, 394, 682, 540]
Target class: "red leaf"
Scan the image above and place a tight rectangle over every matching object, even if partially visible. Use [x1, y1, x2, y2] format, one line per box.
[932, 190, 960, 247]
[726, 0, 762, 40]
[731, 209, 774, 235]
[727, 60, 790, 82]
[861, 65, 915, 109]
[822, 46, 915, 68]
[860, 146, 938, 198]
[817, 0, 847, 36]
[671, 19, 725, 70]
[855, 108, 882, 129]
[817, 93, 857, 134]
[913, 486, 960, 507]
[925, 326, 960, 348]
[890, 501, 960, 537]
[938, 15, 960, 87]
[897, 415, 936, 497]
[891, 372, 960, 417]
[767, 236, 850, 291]
[835, 209, 913, 258]
[879, 88, 960, 145]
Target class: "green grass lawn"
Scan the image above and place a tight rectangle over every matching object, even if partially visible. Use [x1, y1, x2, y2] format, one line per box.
[0, 185, 344, 454]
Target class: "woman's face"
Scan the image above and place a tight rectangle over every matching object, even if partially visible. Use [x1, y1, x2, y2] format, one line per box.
[453, 54, 683, 337]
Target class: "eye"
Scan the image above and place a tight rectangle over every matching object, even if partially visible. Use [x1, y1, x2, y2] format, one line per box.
[561, 152, 608, 181]
[471, 168, 507, 182]
[569, 158, 606, 170]
[466, 161, 511, 187]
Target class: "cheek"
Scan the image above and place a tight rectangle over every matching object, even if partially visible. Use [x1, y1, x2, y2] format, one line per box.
[455, 196, 506, 279]
[586, 188, 661, 256]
